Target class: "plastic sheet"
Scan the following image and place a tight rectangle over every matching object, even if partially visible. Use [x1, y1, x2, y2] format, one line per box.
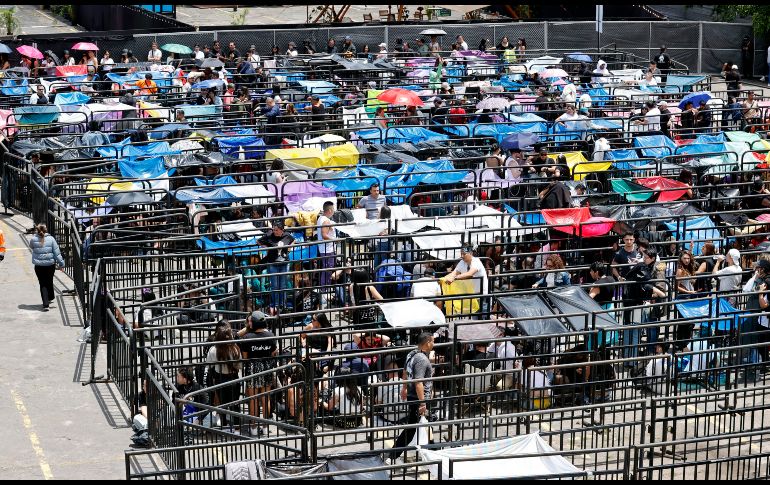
[541, 207, 616, 237]
[633, 135, 677, 158]
[379, 299, 447, 328]
[559, 151, 612, 181]
[610, 179, 654, 202]
[636, 176, 690, 202]
[674, 298, 743, 331]
[546, 286, 619, 330]
[497, 295, 568, 336]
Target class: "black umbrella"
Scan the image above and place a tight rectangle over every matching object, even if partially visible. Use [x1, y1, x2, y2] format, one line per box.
[106, 192, 156, 207]
[450, 320, 505, 341]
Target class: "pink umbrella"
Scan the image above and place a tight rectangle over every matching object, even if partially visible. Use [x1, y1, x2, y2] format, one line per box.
[72, 42, 99, 51]
[16, 45, 44, 60]
[540, 68, 569, 79]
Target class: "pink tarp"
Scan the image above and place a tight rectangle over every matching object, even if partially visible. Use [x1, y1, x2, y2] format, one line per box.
[55, 65, 87, 77]
[636, 176, 690, 202]
[0, 109, 18, 137]
[541, 207, 616, 237]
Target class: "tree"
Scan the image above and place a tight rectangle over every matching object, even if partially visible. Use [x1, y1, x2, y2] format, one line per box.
[0, 7, 20, 36]
[713, 5, 770, 37]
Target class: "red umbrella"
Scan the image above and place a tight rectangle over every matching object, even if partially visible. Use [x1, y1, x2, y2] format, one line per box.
[636, 177, 690, 202]
[16, 45, 44, 60]
[376, 88, 424, 107]
[541, 207, 616, 238]
[72, 42, 99, 51]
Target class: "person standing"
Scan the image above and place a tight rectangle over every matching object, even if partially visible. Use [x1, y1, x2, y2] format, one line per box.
[655, 46, 671, 85]
[316, 201, 337, 291]
[389, 333, 435, 462]
[147, 42, 162, 63]
[30, 224, 65, 311]
[237, 311, 278, 437]
[204, 321, 243, 430]
[741, 35, 754, 79]
[356, 183, 387, 220]
[257, 222, 295, 314]
[0, 228, 5, 263]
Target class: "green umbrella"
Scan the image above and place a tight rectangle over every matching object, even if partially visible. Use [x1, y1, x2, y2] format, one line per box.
[160, 43, 193, 55]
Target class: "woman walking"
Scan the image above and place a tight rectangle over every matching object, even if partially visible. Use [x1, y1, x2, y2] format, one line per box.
[30, 224, 64, 311]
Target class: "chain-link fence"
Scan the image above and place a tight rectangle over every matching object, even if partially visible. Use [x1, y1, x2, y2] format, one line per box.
[17, 20, 757, 76]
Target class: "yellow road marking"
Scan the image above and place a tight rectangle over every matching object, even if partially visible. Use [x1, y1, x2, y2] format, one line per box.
[10, 389, 54, 480]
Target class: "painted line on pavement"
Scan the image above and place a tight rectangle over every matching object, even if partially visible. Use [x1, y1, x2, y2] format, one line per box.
[10, 388, 54, 480]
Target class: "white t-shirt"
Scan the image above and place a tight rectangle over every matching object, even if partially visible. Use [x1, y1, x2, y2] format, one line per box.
[460, 41, 468, 50]
[560, 83, 577, 104]
[645, 107, 661, 131]
[488, 341, 517, 371]
[63, 57, 75, 66]
[333, 386, 363, 414]
[411, 277, 442, 298]
[527, 369, 550, 389]
[148, 49, 162, 62]
[454, 257, 488, 295]
[249, 53, 261, 68]
[376, 378, 406, 423]
[316, 214, 336, 254]
[716, 264, 742, 292]
[195, 51, 205, 60]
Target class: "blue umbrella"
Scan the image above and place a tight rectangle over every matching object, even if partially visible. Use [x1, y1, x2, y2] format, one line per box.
[566, 52, 592, 63]
[0, 43, 12, 55]
[501, 132, 539, 151]
[191, 78, 227, 90]
[678, 91, 711, 109]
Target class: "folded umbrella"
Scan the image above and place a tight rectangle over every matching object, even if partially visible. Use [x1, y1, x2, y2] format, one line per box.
[376, 88, 424, 107]
[106, 192, 156, 207]
[72, 42, 99, 51]
[476, 96, 509, 110]
[45, 50, 61, 65]
[500, 132, 539, 151]
[161, 43, 193, 55]
[17, 45, 44, 60]
[678, 91, 711, 109]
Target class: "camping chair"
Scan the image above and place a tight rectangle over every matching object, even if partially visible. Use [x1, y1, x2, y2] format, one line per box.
[363, 13, 373, 22]
[378, 9, 389, 21]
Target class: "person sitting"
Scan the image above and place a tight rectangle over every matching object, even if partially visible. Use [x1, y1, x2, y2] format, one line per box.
[538, 178, 573, 209]
[28, 84, 49, 105]
[532, 254, 571, 288]
[322, 367, 364, 428]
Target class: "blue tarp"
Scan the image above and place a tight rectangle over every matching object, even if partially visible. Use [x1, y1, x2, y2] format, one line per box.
[195, 175, 237, 186]
[13, 105, 60, 124]
[148, 123, 192, 140]
[98, 141, 179, 159]
[664, 216, 721, 255]
[385, 127, 449, 144]
[176, 187, 240, 204]
[197, 232, 317, 261]
[1, 78, 28, 96]
[296, 80, 337, 95]
[473, 121, 547, 142]
[590, 118, 623, 130]
[675, 142, 726, 156]
[216, 136, 266, 159]
[587, 87, 610, 107]
[118, 157, 167, 179]
[675, 297, 743, 331]
[107, 71, 172, 88]
[663, 75, 707, 94]
[54, 91, 90, 106]
[606, 149, 648, 170]
[634, 135, 677, 158]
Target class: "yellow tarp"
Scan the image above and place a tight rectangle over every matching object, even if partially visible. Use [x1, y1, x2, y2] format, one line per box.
[322, 143, 359, 168]
[440, 278, 480, 316]
[85, 177, 136, 204]
[265, 147, 325, 168]
[559, 151, 612, 181]
[266, 143, 359, 169]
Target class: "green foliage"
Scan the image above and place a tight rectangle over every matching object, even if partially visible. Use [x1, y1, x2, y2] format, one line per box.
[50, 5, 74, 22]
[0, 7, 19, 36]
[713, 5, 770, 37]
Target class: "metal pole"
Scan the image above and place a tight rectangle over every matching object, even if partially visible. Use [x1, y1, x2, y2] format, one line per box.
[543, 21, 548, 52]
[697, 22, 703, 73]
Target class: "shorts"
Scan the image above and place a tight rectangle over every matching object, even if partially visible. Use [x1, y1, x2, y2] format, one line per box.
[244, 359, 275, 389]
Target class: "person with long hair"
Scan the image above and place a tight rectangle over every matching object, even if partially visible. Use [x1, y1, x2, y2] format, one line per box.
[323, 367, 364, 427]
[204, 320, 243, 431]
[676, 250, 698, 298]
[29, 224, 65, 310]
[350, 268, 383, 327]
[532, 254, 571, 288]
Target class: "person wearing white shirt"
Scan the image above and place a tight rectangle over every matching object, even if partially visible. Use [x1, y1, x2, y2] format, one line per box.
[147, 42, 162, 63]
[101, 51, 114, 72]
[456, 35, 468, 51]
[410, 268, 443, 299]
[713, 248, 743, 297]
[62, 50, 75, 66]
[488, 340, 518, 389]
[316, 201, 337, 290]
[644, 100, 661, 132]
[445, 246, 489, 319]
[376, 42, 388, 60]
[247, 45, 261, 68]
[194, 45, 205, 60]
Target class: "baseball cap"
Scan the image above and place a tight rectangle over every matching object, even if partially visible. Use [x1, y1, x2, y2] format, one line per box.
[657, 100, 667, 106]
[539, 148, 548, 154]
[732, 64, 739, 70]
[728, 248, 741, 264]
[250, 311, 267, 323]
[379, 42, 387, 48]
[757, 259, 770, 271]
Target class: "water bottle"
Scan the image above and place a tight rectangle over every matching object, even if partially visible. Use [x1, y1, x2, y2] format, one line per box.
[238, 145, 245, 161]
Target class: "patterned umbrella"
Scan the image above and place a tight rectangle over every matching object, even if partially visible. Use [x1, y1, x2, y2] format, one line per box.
[476, 97, 509, 110]
[16, 45, 44, 60]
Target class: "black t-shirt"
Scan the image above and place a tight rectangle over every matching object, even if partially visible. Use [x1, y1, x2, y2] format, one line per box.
[240, 330, 277, 359]
[257, 232, 295, 264]
[594, 275, 617, 305]
[655, 53, 671, 70]
[311, 103, 326, 123]
[746, 190, 770, 210]
[613, 247, 642, 278]
[295, 291, 321, 313]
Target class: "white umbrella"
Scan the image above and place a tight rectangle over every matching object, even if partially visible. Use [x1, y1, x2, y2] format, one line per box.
[305, 133, 346, 144]
[476, 97, 510, 110]
[525, 56, 562, 74]
[419, 28, 448, 36]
